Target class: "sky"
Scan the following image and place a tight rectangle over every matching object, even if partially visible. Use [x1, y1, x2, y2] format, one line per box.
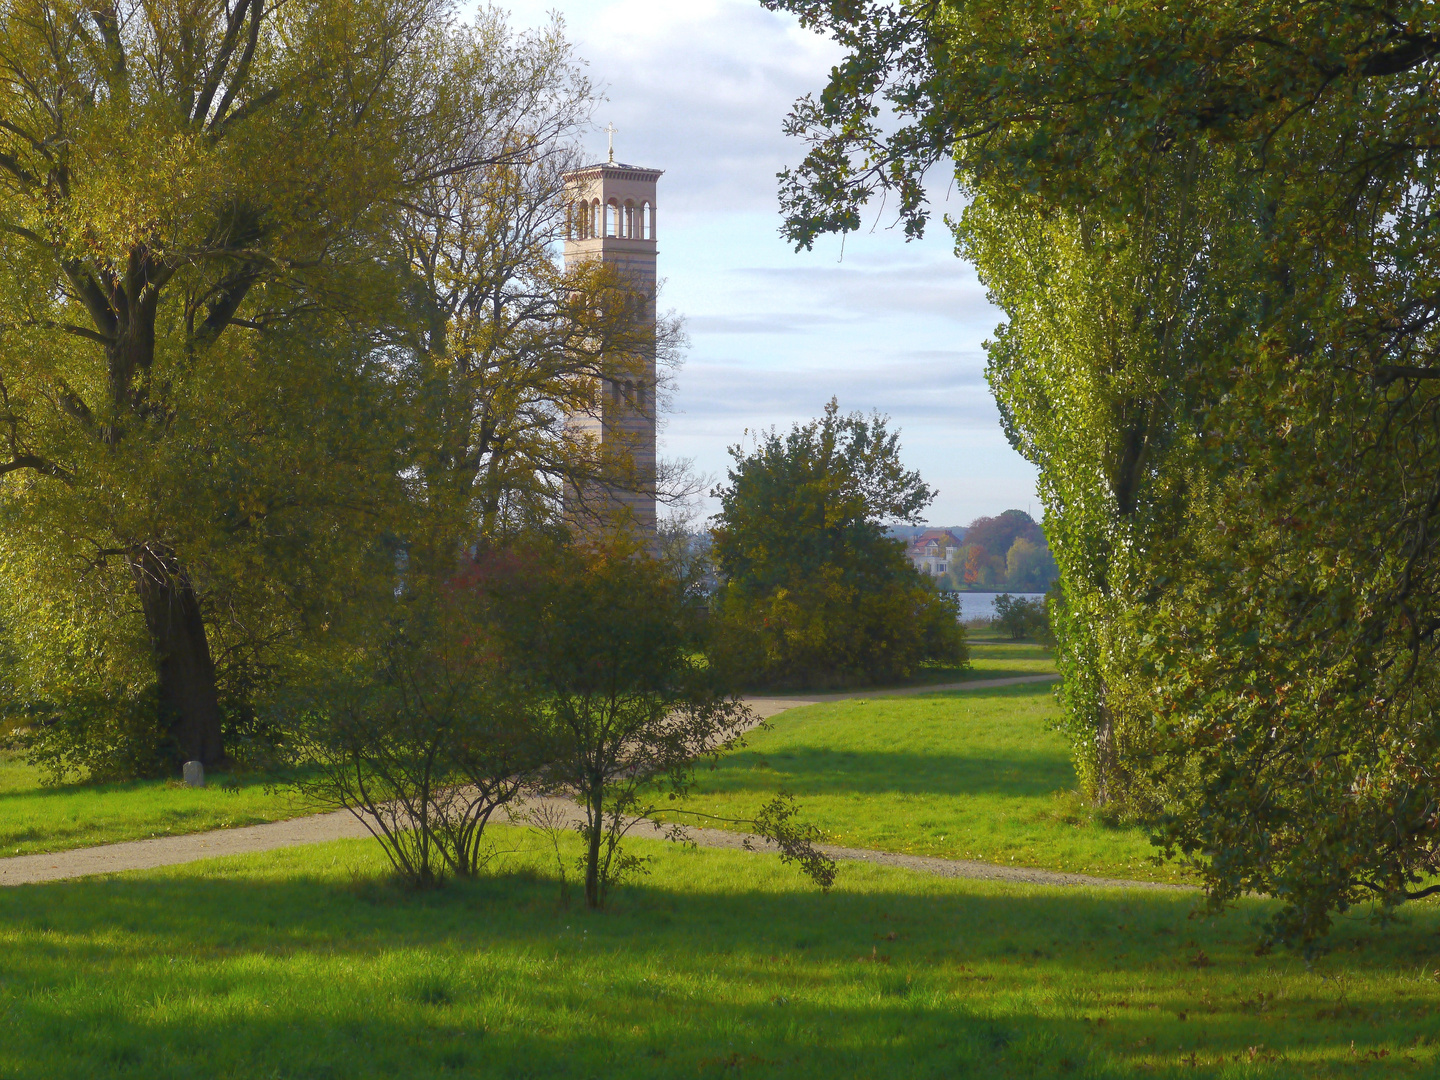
[499, 0, 1041, 528]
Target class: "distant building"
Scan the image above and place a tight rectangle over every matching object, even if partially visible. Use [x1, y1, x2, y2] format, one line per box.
[906, 529, 965, 580]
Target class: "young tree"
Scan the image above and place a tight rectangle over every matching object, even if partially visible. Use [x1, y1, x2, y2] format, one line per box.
[710, 399, 966, 687]
[482, 538, 753, 909]
[991, 593, 1046, 642]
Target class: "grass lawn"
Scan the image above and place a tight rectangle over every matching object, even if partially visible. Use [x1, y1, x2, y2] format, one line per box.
[0, 631, 1050, 862]
[0, 828, 1436, 1079]
[660, 682, 1180, 884]
[0, 752, 315, 857]
[960, 629, 1058, 680]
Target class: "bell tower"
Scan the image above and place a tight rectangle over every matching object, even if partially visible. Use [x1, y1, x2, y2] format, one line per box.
[563, 135, 662, 540]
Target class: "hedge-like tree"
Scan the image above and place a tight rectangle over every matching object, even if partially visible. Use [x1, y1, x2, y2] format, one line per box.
[765, 0, 1440, 945]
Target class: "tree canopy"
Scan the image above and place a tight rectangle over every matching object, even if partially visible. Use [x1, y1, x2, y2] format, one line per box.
[766, 0, 1440, 945]
[710, 399, 965, 688]
[0, 2, 652, 778]
[712, 398, 932, 595]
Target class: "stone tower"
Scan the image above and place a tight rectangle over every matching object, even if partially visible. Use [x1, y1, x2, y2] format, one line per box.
[562, 143, 661, 540]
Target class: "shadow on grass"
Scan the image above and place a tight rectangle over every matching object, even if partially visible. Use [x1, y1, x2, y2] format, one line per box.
[701, 748, 1075, 799]
[0, 861, 1435, 1079]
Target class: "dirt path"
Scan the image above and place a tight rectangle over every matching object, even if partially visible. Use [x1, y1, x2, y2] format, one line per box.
[0, 673, 1118, 891]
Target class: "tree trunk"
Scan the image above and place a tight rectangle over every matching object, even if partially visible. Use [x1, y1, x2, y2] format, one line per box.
[129, 545, 225, 768]
[584, 789, 604, 909]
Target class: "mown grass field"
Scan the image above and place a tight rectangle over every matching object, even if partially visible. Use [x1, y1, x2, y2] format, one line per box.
[661, 678, 1178, 884]
[953, 628, 1058, 680]
[2, 628, 1438, 1077]
[1, 829, 1437, 1079]
[0, 754, 313, 857]
[0, 630, 1047, 859]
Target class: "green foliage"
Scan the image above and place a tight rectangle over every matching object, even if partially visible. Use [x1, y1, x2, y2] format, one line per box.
[992, 593, 1047, 643]
[767, 0, 1440, 947]
[710, 399, 967, 688]
[0, 3, 637, 782]
[1005, 537, 1057, 593]
[284, 578, 543, 888]
[481, 537, 755, 908]
[11, 686, 162, 785]
[0, 0, 449, 767]
[711, 567, 966, 690]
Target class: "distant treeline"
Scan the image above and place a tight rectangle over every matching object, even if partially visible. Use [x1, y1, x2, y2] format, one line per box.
[891, 509, 1058, 593]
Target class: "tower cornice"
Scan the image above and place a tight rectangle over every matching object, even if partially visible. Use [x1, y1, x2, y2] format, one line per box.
[564, 162, 664, 183]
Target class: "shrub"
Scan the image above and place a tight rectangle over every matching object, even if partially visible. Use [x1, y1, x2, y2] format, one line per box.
[710, 399, 967, 689]
[993, 593, 1048, 642]
[712, 572, 966, 689]
[11, 686, 164, 784]
[285, 579, 543, 887]
[484, 538, 755, 908]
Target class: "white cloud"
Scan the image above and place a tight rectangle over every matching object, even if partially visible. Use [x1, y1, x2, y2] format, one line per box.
[501, 0, 841, 214]
[671, 355, 997, 430]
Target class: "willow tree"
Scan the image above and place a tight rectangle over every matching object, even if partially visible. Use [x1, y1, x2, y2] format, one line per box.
[0, 0, 480, 770]
[768, 0, 1440, 944]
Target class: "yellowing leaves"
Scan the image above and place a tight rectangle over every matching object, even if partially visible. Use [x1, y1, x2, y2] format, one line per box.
[54, 112, 233, 263]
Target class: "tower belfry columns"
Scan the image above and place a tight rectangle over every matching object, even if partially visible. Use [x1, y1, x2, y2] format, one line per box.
[562, 146, 663, 540]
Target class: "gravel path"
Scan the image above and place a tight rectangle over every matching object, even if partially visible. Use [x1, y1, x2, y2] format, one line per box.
[0, 672, 1125, 892]
[0, 808, 372, 887]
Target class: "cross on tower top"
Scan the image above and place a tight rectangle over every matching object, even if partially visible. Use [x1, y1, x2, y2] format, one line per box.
[604, 122, 617, 163]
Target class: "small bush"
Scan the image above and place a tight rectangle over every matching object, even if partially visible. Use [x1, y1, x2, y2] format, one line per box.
[284, 580, 542, 888]
[12, 686, 164, 783]
[993, 593, 1049, 642]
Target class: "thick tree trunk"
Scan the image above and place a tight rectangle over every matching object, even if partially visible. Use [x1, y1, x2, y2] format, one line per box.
[129, 545, 225, 769]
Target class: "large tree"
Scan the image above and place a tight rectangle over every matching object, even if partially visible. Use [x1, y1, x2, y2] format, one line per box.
[0, 0, 530, 769]
[390, 9, 688, 578]
[766, 0, 1440, 944]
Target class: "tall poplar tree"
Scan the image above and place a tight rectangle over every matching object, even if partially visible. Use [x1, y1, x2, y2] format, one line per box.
[766, 0, 1440, 943]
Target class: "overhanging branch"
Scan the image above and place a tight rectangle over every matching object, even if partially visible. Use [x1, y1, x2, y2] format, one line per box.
[0, 453, 71, 483]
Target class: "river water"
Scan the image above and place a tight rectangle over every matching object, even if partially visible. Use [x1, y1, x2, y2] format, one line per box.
[951, 592, 1047, 621]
